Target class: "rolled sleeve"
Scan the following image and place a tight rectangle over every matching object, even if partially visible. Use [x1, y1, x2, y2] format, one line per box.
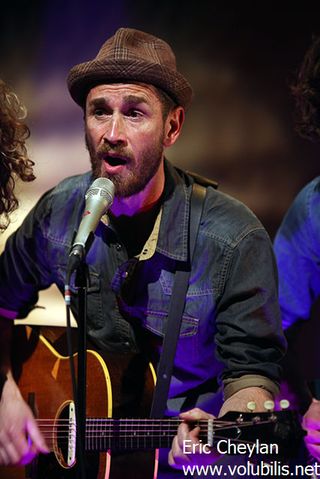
[223, 374, 279, 400]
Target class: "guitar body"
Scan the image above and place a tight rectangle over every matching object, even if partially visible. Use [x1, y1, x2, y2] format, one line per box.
[0, 325, 157, 479]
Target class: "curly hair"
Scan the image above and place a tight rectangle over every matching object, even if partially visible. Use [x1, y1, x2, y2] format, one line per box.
[0, 80, 35, 231]
[291, 35, 320, 141]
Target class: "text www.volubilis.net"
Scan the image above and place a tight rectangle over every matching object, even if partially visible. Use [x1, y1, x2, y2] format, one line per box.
[182, 460, 320, 477]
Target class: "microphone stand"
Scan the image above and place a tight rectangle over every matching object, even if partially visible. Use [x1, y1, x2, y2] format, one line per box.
[66, 237, 92, 479]
[74, 260, 89, 479]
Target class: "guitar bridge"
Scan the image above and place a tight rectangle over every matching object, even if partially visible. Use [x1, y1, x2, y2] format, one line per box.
[207, 418, 214, 447]
[67, 401, 76, 466]
[54, 400, 77, 468]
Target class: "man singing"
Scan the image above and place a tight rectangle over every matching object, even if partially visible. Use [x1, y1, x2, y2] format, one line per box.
[0, 28, 285, 477]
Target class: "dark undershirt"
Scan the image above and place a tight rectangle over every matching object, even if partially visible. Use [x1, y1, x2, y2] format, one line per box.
[109, 167, 175, 258]
[109, 203, 161, 258]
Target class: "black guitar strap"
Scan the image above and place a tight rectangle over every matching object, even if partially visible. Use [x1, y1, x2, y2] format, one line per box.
[150, 181, 207, 419]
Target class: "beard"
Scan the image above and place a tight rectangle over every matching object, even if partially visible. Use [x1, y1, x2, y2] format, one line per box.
[86, 132, 164, 198]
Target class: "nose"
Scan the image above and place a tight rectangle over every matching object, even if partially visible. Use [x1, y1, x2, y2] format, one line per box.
[103, 113, 126, 146]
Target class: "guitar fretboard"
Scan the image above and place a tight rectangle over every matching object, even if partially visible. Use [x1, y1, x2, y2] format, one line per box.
[85, 418, 208, 451]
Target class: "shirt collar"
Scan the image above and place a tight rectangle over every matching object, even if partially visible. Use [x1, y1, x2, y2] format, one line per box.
[136, 208, 162, 261]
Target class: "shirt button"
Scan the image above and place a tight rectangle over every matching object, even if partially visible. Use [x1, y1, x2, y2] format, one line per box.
[115, 243, 122, 251]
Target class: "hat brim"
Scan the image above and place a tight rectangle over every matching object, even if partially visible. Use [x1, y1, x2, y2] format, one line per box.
[67, 58, 193, 110]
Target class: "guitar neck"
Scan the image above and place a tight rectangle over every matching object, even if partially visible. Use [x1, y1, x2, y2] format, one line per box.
[85, 418, 208, 451]
[37, 409, 302, 459]
[83, 413, 290, 452]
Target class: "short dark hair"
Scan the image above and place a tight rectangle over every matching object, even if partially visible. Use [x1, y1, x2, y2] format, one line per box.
[291, 35, 320, 141]
[0, 80, 35, 231]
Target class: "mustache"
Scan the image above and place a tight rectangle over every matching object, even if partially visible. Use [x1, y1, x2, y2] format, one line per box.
[85, 134, 132, 160]
[96, 144, 133, 161]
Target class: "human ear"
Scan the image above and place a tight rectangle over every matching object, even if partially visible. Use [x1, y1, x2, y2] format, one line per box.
[163, 106, 185, 147]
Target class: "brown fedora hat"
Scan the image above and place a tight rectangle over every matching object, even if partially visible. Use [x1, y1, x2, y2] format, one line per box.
[67, 27, 193, 109]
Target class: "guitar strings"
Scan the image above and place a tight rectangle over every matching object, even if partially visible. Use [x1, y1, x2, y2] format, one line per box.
[33, 418, 275, 450]
[33, 418, 254, 425]
[32, 433, 265, 452]
[33, 418, 275, 434]
[34, 418, 273, 428]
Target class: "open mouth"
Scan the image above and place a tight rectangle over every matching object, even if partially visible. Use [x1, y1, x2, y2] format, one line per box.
[104, 156, 127, 167]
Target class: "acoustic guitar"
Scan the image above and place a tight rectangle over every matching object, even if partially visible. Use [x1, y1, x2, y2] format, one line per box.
[0, 325, 303, 478]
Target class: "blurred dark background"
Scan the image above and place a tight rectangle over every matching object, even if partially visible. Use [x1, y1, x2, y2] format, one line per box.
[1, 0, 320, 239]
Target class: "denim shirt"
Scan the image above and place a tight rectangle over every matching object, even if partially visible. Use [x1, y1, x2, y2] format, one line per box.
[0, 161, 285, 415]
[274, 177, 320, 330]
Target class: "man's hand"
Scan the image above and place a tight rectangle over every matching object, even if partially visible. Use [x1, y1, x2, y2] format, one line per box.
[168, 407, 220, 469]
[0, 373, 49, 466]
[168, 387, 274, 470]
[303, 398, 320, 461]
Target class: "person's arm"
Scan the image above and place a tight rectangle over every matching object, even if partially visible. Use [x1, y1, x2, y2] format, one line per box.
[274, 179, 320, 331]
[215, 227, 285, 392]
[274, 181, 320, 460]
[0, 317, 48, 466]
[0, 210, 51, 465]
[169, 222, 284, 468]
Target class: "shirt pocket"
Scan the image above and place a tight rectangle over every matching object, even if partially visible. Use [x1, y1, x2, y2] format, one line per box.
[142, 310, 199, 338]
[142, 268, 201, 338]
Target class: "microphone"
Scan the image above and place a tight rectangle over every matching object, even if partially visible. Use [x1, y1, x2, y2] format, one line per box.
[66, 177, 115, 280]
